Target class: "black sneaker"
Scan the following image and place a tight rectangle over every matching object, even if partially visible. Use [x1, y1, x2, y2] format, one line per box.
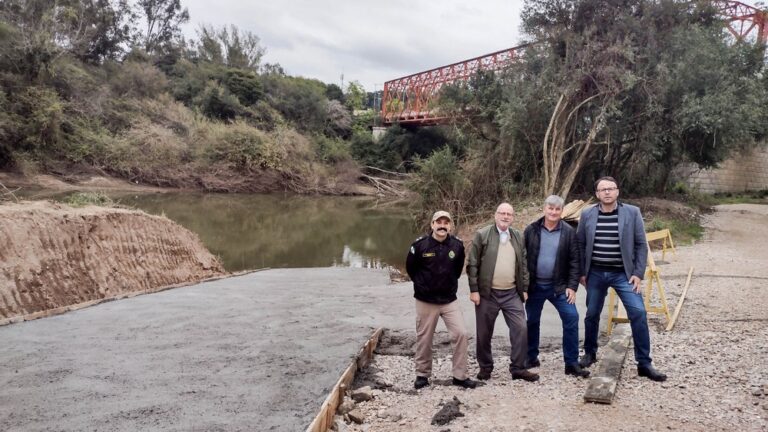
[638, 365, 667, 382]
[452, 377, 477, 389]
[526, 358, 541, 368]
[579, 352, 597, 368]
[565, 364, 591, 378]
[414, 376, 430, 389]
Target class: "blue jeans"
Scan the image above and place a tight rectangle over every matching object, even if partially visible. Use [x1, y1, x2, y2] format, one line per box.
[583, 269, 652, 367]
[525, 282, 580, 366]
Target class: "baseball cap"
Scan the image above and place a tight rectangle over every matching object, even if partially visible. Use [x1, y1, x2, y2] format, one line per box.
[431, 210, 452, 223]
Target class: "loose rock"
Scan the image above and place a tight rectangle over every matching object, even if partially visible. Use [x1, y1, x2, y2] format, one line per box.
[351, 386, 373, 402]
[347, 409, 365, 424]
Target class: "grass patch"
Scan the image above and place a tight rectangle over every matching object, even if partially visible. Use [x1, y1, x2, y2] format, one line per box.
[63, 192, 117, 208]
[708, 190, 768, 205]
[645, 216, 704, 245]
[673, 189, 768, 209]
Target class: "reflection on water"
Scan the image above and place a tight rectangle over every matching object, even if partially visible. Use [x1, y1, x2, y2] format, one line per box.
[102, 192, 422, 272]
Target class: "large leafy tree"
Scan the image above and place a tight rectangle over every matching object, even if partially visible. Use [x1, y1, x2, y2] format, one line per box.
[0, 0, 134, 78]
[135, 0, 188, 54]
[504, 0, 766, 196]
[195, 24, 266, 70]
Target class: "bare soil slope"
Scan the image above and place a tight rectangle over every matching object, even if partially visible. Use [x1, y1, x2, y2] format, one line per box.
[0, 201, 225, 321]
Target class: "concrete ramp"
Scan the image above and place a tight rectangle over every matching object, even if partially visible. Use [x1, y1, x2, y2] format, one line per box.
[0, 268, 396, 432]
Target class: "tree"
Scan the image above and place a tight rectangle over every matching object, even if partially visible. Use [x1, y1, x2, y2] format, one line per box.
[0, 0, 134, 78]
[135, 0, 189, 54]
[325, 83, 344, 103]
[513, 0, 767, 196]
[195, 24, 265, 70]
[72, 0, 135, 63]
[344, 81, 366, 111]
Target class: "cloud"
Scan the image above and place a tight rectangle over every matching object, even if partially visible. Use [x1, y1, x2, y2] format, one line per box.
[181, 0, 523, 91]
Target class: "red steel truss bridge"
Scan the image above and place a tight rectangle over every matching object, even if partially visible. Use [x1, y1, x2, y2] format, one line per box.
[380, 0, 767, 126]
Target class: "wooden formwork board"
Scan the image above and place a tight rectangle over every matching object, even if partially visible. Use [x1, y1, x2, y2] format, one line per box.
[584, 324, 632, 404]
[305, 327, 384, 432]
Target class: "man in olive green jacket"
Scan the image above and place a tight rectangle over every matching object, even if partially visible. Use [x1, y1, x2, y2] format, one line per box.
[467, 203, 538, 382]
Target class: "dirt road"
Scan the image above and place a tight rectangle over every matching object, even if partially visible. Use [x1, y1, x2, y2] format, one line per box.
[344, 204, 768, 431]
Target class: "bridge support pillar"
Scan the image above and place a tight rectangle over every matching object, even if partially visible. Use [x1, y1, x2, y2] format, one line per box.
[372, 127, 388, 142]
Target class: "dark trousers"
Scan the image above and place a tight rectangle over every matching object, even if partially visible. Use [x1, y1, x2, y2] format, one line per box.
[475, 288, 527, 372]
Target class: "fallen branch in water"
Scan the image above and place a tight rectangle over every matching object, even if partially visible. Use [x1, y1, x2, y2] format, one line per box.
[363, 166, 411, 178]
[0, 181, 20, 202]
[361, 174, 408, 197]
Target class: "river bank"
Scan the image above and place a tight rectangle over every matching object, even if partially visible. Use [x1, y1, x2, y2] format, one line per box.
[0, 166, 379, 197]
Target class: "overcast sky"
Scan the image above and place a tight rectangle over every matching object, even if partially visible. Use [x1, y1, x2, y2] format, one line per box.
[181, 0, 525, 92]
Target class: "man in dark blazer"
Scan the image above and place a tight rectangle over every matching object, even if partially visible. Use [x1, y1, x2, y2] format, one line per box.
[577, 176, 667, 381]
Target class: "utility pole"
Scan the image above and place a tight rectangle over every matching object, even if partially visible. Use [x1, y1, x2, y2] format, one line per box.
[373, 84, 378, 126]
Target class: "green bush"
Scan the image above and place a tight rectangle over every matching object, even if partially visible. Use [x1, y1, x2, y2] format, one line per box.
[109, 61, 169, 98]
[103, 120, 187, 181]
[225, 69, 263, 105]
[262, 74, 327, 132]
[313, 134, 351, 163]
[350, 131, 398, 169]
[204, 123, 283, 171]
[64, 192, 116, 207]
[409, 147, 468, 211]
[196, 81, 243, 120]
[10, 86, 64, 155]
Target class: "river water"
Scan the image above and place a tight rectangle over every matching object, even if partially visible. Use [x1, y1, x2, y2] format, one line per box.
[100, 192, 422, 272]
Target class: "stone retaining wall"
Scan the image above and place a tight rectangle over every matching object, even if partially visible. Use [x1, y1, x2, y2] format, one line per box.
[679, 142, 768, 193]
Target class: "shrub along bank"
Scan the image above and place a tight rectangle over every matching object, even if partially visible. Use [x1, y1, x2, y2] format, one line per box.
[0, 2, 374, 194]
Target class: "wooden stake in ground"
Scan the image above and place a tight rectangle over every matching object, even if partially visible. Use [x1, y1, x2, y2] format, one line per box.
[666, 267, 694, 331]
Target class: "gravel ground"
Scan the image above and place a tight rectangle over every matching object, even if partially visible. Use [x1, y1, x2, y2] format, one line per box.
[335, 204, 768, 432]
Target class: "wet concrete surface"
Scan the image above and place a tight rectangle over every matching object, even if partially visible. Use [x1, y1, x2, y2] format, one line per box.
[0, 267, 590, 431]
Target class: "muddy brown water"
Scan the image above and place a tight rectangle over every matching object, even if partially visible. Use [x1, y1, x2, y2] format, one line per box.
[50, 192, 423, 272]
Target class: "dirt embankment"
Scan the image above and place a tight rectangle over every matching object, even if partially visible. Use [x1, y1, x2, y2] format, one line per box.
[0, 201, 226, 322]
[0, 164, 378, 196]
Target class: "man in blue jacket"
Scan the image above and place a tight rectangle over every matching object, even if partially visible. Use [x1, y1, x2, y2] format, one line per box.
[524, 195, 590, 378]
[577, 176, 667, 381]
[406, 210, 476, 390]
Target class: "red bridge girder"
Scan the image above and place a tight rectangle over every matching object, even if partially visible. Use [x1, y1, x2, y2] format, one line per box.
[715, 0, 768, 43]
[380, 45, 526, 126]
[381, 0, 767, 127]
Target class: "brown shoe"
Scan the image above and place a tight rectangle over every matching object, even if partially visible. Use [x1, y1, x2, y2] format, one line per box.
[511, 369, 539, 382]
[476, 369, 492, 380]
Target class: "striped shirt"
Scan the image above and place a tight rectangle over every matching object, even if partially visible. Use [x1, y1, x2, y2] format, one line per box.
[591, 208, 624, 270]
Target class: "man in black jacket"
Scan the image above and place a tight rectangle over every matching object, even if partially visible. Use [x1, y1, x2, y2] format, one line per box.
[406, 210, 476, 390]
[523, 195, 590, 378]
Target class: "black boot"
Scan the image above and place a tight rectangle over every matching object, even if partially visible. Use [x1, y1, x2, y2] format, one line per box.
[565, 364, 591, 378]
[414, 376, 430, 389]
[579, 352, 597, 368]
[452, 377, 477, 389]
[638, 365, 667, 382]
